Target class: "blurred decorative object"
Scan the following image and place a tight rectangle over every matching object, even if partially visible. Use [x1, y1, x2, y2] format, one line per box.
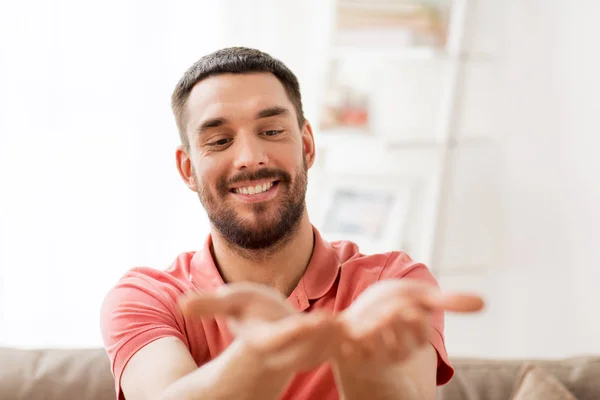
[318, 72, 370, 134]
[318, 175, 413, 253]
[335, 0, 449, 49]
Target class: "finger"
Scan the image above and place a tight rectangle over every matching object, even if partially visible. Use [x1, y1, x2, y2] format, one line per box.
[392, 304, 429, 348]
[371, 299, 434, 364]
[344, 298, 417, 339]
[382, 279, 485, 313]
[178, 284, 294, 319]
[419, 292, 485, 313]
[378, 327, 400, 363]
[338, 322, 382, 361]
[353, 301, 426, 363]
[249, 312, 338, 353]
[415, 312, 430, 346]
[265, 322, 342, 371]
[343, 336, 376, 361]
[387, 327, 412, 362]
[379, 303, 425, 362]
[380, 327, 398, 349]
[178, 290, 243, 318]
[339, 340, 355, 358]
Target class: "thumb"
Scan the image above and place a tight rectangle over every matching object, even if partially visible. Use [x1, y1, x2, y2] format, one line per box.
[178, 288, 246, 318]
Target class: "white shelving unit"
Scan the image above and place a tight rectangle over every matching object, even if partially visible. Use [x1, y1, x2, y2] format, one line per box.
[425, 0, 473, 272]
[314, 0, 482, 272]
[421, 0, 473, 273]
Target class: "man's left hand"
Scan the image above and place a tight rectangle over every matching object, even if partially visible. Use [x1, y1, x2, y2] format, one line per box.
[336, 279, 484, 367]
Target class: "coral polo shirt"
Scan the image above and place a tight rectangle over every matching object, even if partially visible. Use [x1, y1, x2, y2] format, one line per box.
[100, 228, 453, 399]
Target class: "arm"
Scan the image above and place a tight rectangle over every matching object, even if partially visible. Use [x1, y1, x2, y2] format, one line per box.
[120, 283, 342, 400]
[121, 337, 293, 400]
[332, 344, 438, 400]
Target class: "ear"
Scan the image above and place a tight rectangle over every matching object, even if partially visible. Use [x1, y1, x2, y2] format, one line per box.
[301, 121, 316, 169]
[176, 145, 198, 192]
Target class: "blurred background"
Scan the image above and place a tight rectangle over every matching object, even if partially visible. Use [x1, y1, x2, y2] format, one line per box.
[0, 0, 598, 361]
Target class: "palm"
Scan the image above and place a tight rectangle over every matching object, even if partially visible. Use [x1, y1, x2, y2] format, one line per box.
[179, 283, 341, 372]
[338, 279, 484, 364]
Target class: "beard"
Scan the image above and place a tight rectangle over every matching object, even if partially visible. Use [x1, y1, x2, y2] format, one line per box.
[195, 157, 308, 252]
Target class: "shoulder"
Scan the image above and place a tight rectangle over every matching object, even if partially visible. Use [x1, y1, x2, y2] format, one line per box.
[331, 239, 426, 279]
[99, 252, 205, 389]
[330, 240, 439, 294]
[99, 252, 199, 345]
[104, 251, 198, 305]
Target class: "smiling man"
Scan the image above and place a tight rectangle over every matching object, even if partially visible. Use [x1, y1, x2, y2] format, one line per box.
[100, 47, 483, 400]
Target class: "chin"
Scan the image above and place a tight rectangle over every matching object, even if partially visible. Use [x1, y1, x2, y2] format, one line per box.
[235, 201, 279, 217]
[239, 213, 279, 230]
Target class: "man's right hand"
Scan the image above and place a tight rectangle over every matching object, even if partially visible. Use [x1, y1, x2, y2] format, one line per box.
[179, 283, 341, 373]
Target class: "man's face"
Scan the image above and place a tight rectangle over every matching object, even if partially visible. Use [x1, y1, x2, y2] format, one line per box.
[177, 73, 315, 250]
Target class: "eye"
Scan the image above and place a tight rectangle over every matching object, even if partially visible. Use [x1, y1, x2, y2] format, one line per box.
[262, 129, 284, 137]
[208, 138, 232, 147]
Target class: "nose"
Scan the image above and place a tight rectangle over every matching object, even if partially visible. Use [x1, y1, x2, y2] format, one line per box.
[232, 133, 269, 170]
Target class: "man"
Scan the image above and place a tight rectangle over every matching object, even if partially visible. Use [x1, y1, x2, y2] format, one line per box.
[100, 47, 483, 400]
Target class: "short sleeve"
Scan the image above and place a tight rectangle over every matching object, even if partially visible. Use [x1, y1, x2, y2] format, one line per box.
[99, 269, 188, 399]
[379, 252, 454, 386]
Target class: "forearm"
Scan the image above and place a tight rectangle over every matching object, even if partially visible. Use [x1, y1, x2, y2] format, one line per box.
[333, 362, 424, 400]
[160, 340, 294, 400]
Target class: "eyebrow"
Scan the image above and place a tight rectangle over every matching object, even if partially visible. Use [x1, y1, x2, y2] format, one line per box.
[256, 106, 292, 120]
[194, 106, 292, 137]
[195, 117, 229, 137]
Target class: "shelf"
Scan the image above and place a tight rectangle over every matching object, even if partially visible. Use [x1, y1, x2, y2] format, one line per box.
[316, 130, 442, 150]
[315, 130, 493, 151]
[315, 131, 382, 150]
[337, 1, 444, 13]
[331, 46, 495, 64]
[331, 46, 444, 62]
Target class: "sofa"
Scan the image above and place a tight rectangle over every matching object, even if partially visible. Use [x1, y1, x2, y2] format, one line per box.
[0, 347, 598, 400]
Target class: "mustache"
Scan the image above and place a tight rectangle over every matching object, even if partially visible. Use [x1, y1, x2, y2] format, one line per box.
[218, 168, 292, 192]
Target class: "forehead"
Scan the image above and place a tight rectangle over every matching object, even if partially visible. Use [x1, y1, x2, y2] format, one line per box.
[185, 73, 296, 130]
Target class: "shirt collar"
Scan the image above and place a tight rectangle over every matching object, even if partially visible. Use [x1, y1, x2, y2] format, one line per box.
[301, 227, 341, 300]
[189, 226, 341, 301]
[189, 234, 225, 291]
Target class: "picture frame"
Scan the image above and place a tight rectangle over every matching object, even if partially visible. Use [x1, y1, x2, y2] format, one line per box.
[314, 174, 416, 255]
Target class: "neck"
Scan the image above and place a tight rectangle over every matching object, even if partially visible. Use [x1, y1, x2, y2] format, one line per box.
[210, 213, 315, 296]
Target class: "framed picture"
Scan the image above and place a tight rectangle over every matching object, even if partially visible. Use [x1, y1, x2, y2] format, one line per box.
[314, 175, 416, 254]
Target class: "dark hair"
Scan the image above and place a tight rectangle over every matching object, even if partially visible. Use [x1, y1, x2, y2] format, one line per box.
[171, 47, 305, 148]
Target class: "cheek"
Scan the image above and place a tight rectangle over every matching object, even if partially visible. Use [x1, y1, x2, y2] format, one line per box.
[195, 160, 226, 191]
[271, 146, 303, 170]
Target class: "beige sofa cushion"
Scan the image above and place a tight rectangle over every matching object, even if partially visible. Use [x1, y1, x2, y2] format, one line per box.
[0, 347, 114, 400]
[438, 356, 600, 400]
[511, 364, 576, 400]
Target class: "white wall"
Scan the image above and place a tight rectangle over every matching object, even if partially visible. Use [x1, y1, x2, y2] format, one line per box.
[0, 0, 333, 348]
[440, 0, 600, 358]
[0, 0, 225, 347]
[556, 0, 600, 354]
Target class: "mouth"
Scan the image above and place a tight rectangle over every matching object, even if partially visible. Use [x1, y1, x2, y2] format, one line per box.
[229, 180, 280, 196]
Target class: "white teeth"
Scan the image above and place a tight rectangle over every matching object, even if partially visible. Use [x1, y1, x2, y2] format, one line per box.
[234, 182, 274, 195]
